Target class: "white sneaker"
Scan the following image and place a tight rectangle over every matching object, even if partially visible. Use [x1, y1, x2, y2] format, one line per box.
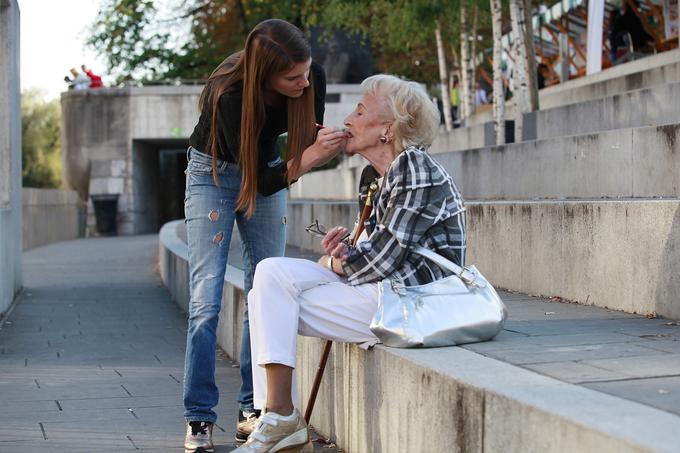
[184, 421, 214, 453]
[230, 409, 309, 452]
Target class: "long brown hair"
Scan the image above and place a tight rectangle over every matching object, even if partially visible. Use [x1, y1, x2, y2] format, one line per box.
[198, 19, 317, 218]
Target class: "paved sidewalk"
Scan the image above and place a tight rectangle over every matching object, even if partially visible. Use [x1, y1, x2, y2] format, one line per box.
[0, 236, 338, 452]
[463, 292, 680, 416]
[3, 235, 680, 452]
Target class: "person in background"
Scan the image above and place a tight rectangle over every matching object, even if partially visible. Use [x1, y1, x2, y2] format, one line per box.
[537, 63, 549, 89]
[81, 65, 103, 88]
[474, 80, 488, 108]
[449, 74, 460, 125]
[609, 0, 655, 63]
[69, 68, 90, 90]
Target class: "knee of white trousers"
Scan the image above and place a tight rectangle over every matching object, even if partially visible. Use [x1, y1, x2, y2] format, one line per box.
[250, 258, 296, 303]
[253, 257, 287, 281]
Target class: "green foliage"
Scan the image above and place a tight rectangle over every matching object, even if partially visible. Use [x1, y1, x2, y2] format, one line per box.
[86, 0, 175, 83]
[21, 90, 62, 189]
[87, 0, 496, 86]
[307, 0, 462, 84]
[87, 0, 321, 83]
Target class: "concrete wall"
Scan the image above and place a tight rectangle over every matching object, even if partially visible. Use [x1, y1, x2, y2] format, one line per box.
[61, 87, 196, 236]
[286, 199, 680, 319]
[0, 0, 22, 316]
[22, 189, 84, 250]
[62, 84, 361, 235]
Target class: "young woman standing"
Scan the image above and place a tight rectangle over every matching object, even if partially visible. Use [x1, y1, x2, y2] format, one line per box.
[182, 19, 345, 453]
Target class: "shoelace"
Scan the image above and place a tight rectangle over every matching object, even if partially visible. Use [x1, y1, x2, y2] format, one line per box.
[250, 413, 280, 443]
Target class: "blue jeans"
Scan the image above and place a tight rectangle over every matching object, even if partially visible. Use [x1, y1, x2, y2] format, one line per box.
[183, 148, 287, 422]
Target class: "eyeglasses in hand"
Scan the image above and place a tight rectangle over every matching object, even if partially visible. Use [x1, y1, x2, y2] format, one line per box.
[305, 220, 351, 243]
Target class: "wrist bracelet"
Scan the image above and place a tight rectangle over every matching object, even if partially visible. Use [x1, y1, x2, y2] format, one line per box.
[327, 255, 334, 272]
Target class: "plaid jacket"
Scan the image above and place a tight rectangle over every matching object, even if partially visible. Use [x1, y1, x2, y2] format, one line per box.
[343, 146, 467, 286]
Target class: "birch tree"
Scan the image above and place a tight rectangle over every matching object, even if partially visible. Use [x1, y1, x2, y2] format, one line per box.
[491, 0, 505, 144]
[436, 20, 453, 131]
[523, 0, 539, 111]
[460, 0, 474, 122]
[509, 0, 529, 140]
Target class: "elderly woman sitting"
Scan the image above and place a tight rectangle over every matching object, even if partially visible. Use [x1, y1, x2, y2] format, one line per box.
[233, 74, 466, 452]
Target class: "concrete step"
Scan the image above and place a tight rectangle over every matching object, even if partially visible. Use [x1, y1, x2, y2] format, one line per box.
[281, 198, 680, 320]
[539, 49, 680, 110]
[534, 80, 680, 141]
[431, 80, 680, 153]
[159, 220, 680, 453]
[458, 49, 680, 130]
[291, 121, 680, 201]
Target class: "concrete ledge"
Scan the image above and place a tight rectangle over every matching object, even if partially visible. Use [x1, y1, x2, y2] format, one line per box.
[159, 219, 680, 452]
[536, 81, 680, 140]
[286, 199, 680, 319]
[22, 188, 85, 250]
[293, 123, 680, 201]
[158, 221, 190, 313]
[539, 49, 680, 109]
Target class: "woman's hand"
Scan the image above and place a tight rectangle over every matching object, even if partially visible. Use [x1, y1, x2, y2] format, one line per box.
[311, 127, 347, 167]
[287, 127, 348, 182]
[321, 226, 349, 256]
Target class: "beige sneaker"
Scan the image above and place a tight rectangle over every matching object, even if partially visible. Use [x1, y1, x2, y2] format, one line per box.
[236, 410, 260, 443]
[184, 421, 214, 453]
[230, 409, 309, 452]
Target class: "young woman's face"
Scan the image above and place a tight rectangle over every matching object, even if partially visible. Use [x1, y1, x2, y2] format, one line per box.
[270, 58, 312, 98]
[343, 93, 388, 155]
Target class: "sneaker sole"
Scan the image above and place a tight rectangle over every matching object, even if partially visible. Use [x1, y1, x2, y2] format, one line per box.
[234, 433, 248, 443]
[184, 448, 214, 453]
[272, 441, 312, 453]
[270, 427, 309, 453]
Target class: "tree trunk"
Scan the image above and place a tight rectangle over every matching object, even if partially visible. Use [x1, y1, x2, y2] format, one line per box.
[491, 0, 506, 145]
[523, 0, 539, 111]
[451, 44, 462, 89]
[235, 0, 249, 38]
[450, 44, 462, 125]
[460, 1, 473, 122]
[471, 5, 479, 73]
[436, 21, 453, 131]
[510, 0, 530, 141]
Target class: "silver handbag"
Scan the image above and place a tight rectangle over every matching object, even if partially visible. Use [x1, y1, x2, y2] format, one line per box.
[370, 246, 507, 348]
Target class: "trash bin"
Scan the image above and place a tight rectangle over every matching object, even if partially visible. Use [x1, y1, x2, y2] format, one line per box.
[91, 194, 120, 236]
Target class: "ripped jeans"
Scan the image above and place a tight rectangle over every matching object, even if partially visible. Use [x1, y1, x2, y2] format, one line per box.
[183, 147, 287, 422]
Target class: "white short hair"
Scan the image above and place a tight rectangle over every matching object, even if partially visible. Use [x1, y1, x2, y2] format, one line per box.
[360, 74, 440, 151]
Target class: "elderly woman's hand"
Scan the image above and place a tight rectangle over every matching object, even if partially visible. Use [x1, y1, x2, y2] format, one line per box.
[321, 226, 348, 256]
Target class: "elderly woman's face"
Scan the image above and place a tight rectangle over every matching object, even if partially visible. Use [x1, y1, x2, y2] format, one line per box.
[343, 93, 388, 155]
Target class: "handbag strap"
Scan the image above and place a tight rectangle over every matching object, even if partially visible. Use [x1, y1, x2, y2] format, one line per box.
[411, 246, 484, 287]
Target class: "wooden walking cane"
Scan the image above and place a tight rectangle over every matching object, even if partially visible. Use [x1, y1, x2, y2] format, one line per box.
[304, 181, 379, 424]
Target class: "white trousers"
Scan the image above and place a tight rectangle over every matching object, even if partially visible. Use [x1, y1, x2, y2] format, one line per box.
[247, 257, 380, 410]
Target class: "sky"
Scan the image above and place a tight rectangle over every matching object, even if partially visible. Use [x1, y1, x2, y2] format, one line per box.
[18, 0, 108, 101]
